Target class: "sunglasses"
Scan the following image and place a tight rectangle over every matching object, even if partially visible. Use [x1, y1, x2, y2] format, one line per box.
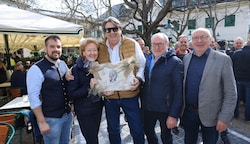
[104, 27, 119, 33]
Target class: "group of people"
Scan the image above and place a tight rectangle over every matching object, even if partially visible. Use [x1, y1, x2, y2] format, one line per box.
[26, 16, 248, 144]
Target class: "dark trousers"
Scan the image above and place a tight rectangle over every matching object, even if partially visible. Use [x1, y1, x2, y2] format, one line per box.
[182, 106, 219, 144]
[143, 110, 172, 144]
[77, 104, 103, 144]
[105, 96, 145, 144]
[235, 81, 250, 120]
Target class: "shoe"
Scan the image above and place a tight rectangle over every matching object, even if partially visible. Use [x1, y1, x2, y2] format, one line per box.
[221, 135, 231, 144]
[172, 127, 179, 135]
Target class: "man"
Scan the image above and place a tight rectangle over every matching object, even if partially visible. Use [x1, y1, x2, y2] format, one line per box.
[232, 40, 250, 121]
[182, 28, 237, 144]
[136, 37, 150, 57]
[226, 37, 244, 57]
[27, 35, 73, 144]
[175, 35, 192, 60]
[209, 37, 218, 50]
[97, 16, 145, 144]
[142, 33, 183, 144]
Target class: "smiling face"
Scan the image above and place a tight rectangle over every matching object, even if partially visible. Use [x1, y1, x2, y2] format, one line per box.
[82, 42, 98, 62]
[192, 28, 212, 56]
[104, 22, 122, 47]
[44, 38, 62, 61]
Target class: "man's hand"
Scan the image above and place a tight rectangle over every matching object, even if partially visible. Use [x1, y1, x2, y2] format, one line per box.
[65, 69, 74, 81]
[38, 121, 50, 135]
[130, 77, 141, 91]
[216, 120, 228, 132]
[166, 116, 177, 129]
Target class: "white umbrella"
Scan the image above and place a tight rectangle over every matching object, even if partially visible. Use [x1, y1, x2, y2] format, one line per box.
[0, 5, 83, 68]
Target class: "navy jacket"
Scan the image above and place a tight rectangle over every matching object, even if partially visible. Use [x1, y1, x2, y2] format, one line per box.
[232, 45, 250, 81]
[142, 48, 184, 118]
[67, 57, 103, 116]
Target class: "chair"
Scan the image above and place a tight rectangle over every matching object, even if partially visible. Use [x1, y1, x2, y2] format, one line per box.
[8, 87, 21, 98]
[0, 113, 24, 144]
[0, 95, 9, 106]
[0, 121, 15, 144]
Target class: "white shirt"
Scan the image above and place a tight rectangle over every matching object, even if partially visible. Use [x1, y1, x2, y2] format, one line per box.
[106, 37, 146, 81]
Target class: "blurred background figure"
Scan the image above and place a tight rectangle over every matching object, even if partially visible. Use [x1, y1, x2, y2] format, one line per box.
[232, 40, 250, 121]
[210, 37, 218, 50]
[24, 60, 31, 71]
[10, 61, 27, 95]
[66, 57, 74, 69]
[0, 57, 7, 84]
[136, 37, 151, 57]
[217, 39, 227, 53]
[226, 37, 244, 58]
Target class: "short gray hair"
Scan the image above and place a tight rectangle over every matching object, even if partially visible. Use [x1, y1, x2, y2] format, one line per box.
[102, 16, 122, 32]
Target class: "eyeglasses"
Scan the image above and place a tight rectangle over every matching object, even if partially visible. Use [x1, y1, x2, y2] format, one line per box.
[192, 36, 209, 41]
[104, 27, 119, 33]
[151, 42, 166, 47]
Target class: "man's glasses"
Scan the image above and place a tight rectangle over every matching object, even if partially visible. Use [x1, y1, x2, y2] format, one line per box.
[151, 42, 166, 47]
[192, 36, 209, 41]
[104, 27, 119, 33]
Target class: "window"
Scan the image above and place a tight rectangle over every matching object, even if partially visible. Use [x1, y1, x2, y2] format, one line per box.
[205, 17, 214, 28]
[188, 19, 196, 29]
[225, 15, 235, 27]
[138, 25, 142, 33]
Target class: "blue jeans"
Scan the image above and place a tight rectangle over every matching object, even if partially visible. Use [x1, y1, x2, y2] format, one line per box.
[235, 81, 250, 120]
[182, 106, 218, 144]
[104, 96, 145, 144]
[43, 113, 73, 144]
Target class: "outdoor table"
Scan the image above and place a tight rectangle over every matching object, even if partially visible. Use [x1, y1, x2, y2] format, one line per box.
[0, 95, 30, 110]
[0, 82, 11, 88]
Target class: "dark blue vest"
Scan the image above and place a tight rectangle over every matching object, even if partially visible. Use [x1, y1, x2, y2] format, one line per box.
[36, 58, 70, 118]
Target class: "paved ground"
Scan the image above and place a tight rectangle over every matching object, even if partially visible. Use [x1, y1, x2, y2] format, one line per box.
[10, 102, 250, 143]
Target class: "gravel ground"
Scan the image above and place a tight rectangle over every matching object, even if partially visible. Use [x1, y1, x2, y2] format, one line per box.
[11, 102, 250, 144]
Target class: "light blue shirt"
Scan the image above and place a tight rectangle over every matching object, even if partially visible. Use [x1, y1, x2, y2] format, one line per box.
[27, 58, 68, 109]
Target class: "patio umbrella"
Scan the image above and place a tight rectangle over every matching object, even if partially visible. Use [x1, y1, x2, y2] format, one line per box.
[0, 5, 83, 69]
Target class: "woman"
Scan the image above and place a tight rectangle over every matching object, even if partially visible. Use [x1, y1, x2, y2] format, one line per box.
[67, 38, 103, 144]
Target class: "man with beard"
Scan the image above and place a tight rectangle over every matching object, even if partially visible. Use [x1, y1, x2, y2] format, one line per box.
[27, 35, 73, 144]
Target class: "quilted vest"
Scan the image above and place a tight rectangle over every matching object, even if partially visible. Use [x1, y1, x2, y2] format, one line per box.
[98, 36, 140, 99]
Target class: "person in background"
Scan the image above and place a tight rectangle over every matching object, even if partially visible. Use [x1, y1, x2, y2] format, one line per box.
[226, 37, 244, 57]
[66, 57, 74, 69]
[0, 58, 7, 84]
[10, 61, 27, 95]
[210, 37, 218, 50]
[67, 38, 104, 144]
[217, 39, 227, 53]
[98, 16, 145, 144]
[182, 28, 237, 144]
[232, 40, 250, 121]
[27, 35, 73, 144]
[142, 32, 184, 144]
[24, 60, 31, 71]
[175, 35, 192, 60]
[136, 37, 151, 57]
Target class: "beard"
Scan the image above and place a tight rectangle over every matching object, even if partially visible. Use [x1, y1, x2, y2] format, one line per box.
[47, 53, 60, 61]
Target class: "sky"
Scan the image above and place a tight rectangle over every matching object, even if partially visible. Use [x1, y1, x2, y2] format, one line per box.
[36, 0, 123, 11]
